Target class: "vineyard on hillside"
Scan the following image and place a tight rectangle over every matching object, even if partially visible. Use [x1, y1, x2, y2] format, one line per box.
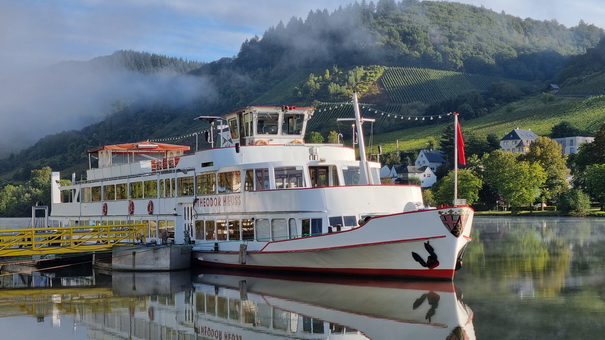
[380, 67, 530, 104]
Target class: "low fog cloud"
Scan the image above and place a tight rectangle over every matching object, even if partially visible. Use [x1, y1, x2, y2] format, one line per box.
[0, 62, 214, 156]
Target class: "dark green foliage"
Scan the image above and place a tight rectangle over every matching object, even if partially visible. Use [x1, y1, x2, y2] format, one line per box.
[551, 121, 583, 138]
[558, 189, 591, 216]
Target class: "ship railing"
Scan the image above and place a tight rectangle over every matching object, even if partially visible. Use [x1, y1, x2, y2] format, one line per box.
[0, 224, 146, 257]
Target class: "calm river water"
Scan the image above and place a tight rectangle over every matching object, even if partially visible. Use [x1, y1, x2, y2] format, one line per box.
[0, 216, 604, 339]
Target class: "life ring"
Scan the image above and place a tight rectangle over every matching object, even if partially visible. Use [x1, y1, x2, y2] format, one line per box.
[255, 139, 269, 145]
[291, 140, 303, 144]
[128, 200, 134, 215]
[147, 200, 154, 215]
[102, 203, 108, 216]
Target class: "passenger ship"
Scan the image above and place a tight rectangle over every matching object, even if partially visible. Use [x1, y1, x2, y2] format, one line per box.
[49, 94, 473, 279]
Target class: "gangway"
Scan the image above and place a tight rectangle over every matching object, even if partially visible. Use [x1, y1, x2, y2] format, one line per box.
[0, 224, 146, 257]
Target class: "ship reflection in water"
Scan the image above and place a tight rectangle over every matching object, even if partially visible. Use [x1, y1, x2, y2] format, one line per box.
[0, 268, 474, 339]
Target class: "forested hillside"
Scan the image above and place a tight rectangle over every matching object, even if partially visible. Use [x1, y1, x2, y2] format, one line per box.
[1, 0, 604, 183]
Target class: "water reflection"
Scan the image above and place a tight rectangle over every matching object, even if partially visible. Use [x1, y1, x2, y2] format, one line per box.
[0, 267, 475, 339]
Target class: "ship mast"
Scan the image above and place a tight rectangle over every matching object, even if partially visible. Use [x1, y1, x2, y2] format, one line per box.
[352, 92, 374, 185]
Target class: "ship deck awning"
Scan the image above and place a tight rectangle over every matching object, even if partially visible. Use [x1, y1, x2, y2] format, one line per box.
[88, 141, 190, 154]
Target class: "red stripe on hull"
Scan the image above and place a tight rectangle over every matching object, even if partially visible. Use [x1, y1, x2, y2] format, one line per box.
[194, 259, 455, 280]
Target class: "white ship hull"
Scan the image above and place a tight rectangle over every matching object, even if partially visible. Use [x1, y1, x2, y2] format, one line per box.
[194, 206, 472, 279]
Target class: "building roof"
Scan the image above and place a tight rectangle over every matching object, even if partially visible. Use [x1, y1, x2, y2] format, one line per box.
[88, 141, 190, 154]
[419, 149, 445, 163]
[501, 128, 539, 141]
[399, 165, 431, 174]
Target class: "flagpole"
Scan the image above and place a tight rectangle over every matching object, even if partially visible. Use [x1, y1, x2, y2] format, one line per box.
[453, 112, 459, 205]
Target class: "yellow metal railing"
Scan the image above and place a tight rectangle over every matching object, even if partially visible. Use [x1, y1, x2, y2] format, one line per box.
[0, 224, 146, 257]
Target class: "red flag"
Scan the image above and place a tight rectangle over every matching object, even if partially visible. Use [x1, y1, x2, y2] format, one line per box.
[456, 120, 466, 166]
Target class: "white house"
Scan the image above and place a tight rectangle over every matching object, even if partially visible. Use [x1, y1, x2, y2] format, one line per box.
[380, 165, 397, 181]
[552, 136, 594, 155]
[395, 165, 437, 188]
[415, 150, 445, 172]
[500, 128, 539, 154]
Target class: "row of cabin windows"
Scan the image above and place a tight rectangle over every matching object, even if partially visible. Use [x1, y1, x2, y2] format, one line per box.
[195, 291, 337, 334]
[195, 218, 324, 242]
[196, 292, 332, 334]
[63, 166, 361, 203]
[68, 219, 174, 240]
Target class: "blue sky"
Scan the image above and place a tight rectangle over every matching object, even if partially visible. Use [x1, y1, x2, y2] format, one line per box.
[2, 0, 604, 68]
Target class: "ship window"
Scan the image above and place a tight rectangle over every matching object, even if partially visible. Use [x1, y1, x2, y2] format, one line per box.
[61, 189, 74, 203]
[130, 182, 143, 199]
[228, 220, 240, 241]
[217, 296, 228, 318]
[178, 176, 195, 196]
[82, 187, 92, 203]
[283, 114, 304, 134]
[206, 295, 217, 315]
[91, 186, 102, 202]
[275, 167, 304, 189]
[310, 166, 329, 187]
[195, 220, 204, 240]
[255, 219, 270, 241]
[103, 184, 115, 201]
[160, 178, 176, 197]
[342, 166, 361, 185]
[205, 220, 215, 240]
[289, 218, 297, 238]
[273, 309, 290, 331]
[243, 112, 253, 137]
[257, 113, 279, 134]
[197, 172, 216, 195]
[216, 220, 227, 241]
[218, 171, 241, 193]
[148, 219, 157, 238]
[229, 300, 241, 321]
[329, 216, 343, 229]
[255, 168, 270, 190]
[301, 219, 311, 236]
[228, 117, 239, 139]
[242, 219, 254, 240]
[144, 180, 157, 198]
[272, 219, 288, 241]
[116, 183, 127, 200]
[257, 304, 272, 328]
[331, 166, 340, 186]
[343, 215, 357, 227]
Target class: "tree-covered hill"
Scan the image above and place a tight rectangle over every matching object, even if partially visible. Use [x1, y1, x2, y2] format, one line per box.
[2, 0, 605, 182]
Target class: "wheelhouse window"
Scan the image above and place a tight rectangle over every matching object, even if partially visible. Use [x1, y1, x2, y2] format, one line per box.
[342, 166, 361, 185]
[257, 112, 279, 134]
[228, 117, 239, 139]
[218, 171, 241, 193]
[275, 167, 304, 189]
[197, 172, 216, 195]
[283, 114, 304, 134]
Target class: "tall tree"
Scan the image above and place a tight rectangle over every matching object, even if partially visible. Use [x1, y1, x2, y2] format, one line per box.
[482, 150, 546, 211]
[433, 169, 483, 205]
[585, 164, 605, 210]
[520, 136, 568, 205]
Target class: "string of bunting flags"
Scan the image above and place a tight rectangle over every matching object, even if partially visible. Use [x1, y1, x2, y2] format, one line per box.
[317, 102, 454, 121]
[149, 130, 208, 143]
